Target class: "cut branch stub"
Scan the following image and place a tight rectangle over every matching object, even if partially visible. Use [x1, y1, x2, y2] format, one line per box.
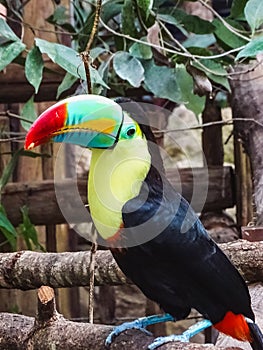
[36, 286, 59, 325]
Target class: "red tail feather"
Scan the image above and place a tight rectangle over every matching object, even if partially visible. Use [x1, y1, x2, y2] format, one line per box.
[214, 311, 252, 342]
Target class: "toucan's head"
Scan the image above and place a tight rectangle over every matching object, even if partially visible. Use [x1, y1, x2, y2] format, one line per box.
[24, 94, 165, 245]
[24, 95, 143, 151]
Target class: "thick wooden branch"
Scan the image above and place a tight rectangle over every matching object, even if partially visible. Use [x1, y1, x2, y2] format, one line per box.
[0, 289, 258, 350]
[0, 249, 129, 289]
[0, 286, 240, 350]
[230, 61, 263, 225]
[0, 240, 262, 290]
[2, 166, 235, 226]
[2, 179, 88, 226]
[0, 311, 241, 350]
[1, 244, 262, 350]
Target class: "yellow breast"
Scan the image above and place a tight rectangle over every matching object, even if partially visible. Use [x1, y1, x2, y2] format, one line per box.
[88, 137, 151, 240]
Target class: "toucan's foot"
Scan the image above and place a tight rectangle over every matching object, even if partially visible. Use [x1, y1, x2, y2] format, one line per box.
[105, 319, 152, 348]
[105, 314, 174, 348]
[148, 319, 212, 350]
[148, 334, 189, 350]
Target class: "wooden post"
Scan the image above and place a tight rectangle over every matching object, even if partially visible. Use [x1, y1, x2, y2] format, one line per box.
[202, 96, 224, 168]
[230, 62, 263, 227]
[233, 137, 253, 228]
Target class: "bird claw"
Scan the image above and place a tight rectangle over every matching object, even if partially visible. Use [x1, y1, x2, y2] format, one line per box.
[105, 314, 174, 348]
[148, 334, 189, 350]
[147, 319, 212, 350]
[105, 319, 152, 348]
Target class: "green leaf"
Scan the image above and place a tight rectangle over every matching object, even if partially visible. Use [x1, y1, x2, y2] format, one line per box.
[0, 18, 20, 44]
[176, 65, 206, 116]
[113, 52, 144, 87]
[0, 41, 26, 71]
[143, 60, 181, 102]
[18, 206, 45, 251]
[0, 205, 17, 250]
[90, 47, 108, 60]
[181, 14, 215, 35]
[21, 96, 37, 131]
[121, 0, 138, 37]
[137, 0, 153, 19]
[157, 13, 187, 36]
[25, 46, 44, 94]
[0, 149, 24, 192]
[230, 0, 248, 19]
[129, 39, 153, 59]
[245, 0, 263, 34]
[101, 0, 123, 23]
[183, 34, 216, 48]
[35, 38, 108, 89]
[0, 148, 49, 194]
[90, 65, 110, 88]
[236, 35, 263, 60]
[46, 5, 69, 26]
[157, 13, 179, 26]
[57, 72, 77, 99]
[158, 8, 215, 35]
[36, 38, 84, 77]
[213, 18, 248, 49]
[193, 59, 231, 91]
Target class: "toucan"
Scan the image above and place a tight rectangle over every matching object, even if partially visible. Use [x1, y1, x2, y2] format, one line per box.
[24, 94, 263, 349]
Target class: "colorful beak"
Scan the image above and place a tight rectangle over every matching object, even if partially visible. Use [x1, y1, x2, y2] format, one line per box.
[24, 95, 124, 150]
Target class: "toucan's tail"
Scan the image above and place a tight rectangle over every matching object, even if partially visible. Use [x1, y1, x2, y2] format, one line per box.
[248, 321, 263, 350]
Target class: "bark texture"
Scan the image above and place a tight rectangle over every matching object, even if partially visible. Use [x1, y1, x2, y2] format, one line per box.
[0, 240, 263, 290]
[0, 249, 129, 289]
[0, 312, 241, 350]
[1, 242, 263, 349]
[230, 61, 263, 225]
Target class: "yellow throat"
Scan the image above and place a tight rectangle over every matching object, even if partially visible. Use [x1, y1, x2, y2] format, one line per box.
[88, 132, 151, 240]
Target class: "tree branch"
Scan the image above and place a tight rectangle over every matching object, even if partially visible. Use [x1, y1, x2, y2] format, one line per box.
[0, 311, 241, 350]
[0, 240, 262, 290]
[0, 286, 241, 350]
[1, 242, 262, 349]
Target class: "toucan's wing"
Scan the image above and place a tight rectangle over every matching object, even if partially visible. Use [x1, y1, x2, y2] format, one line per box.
[120, 177, 254, 324]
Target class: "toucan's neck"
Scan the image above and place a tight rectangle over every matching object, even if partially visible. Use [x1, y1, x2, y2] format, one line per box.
[88, 137, 151, 240]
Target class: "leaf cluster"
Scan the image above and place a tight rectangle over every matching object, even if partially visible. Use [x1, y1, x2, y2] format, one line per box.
[1, 0, 262, 117]
[0, 149, 47, 251]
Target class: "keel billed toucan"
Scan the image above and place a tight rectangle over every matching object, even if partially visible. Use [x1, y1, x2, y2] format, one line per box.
[24, 95, 263, 349]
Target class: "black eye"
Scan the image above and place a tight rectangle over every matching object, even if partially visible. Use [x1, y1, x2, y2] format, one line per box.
[127, 127, 136, 137]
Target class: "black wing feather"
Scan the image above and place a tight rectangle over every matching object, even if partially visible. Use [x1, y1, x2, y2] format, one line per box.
[113, 173, 254, 324]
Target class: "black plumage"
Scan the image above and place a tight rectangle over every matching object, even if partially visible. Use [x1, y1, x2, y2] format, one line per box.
[111, 98, 259, 346]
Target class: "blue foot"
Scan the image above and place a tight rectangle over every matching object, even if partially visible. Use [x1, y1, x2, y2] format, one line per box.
[105, 313, 174, 348]
[148, 319, 213, 350]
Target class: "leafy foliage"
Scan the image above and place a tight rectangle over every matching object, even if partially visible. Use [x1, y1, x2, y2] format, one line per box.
[113, 52, 144, 87]
[0, 0, 263, 117]
[244, 0, 263, 34]
[17, 206, 45, 252]
[25, 46, 44, 94]
[0, 204, 17, 250]
[0, 149, 50, 250]
[143, 60, 181, 102]
[0, 0, 262, 252]
[21, 96, 38, 131]
[236, 36, 263, 60]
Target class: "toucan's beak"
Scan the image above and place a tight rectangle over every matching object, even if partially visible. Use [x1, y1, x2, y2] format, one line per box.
[24, 95, 124, 150]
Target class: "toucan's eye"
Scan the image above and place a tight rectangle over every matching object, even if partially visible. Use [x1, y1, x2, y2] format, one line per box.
[126, 127, 136, 138]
